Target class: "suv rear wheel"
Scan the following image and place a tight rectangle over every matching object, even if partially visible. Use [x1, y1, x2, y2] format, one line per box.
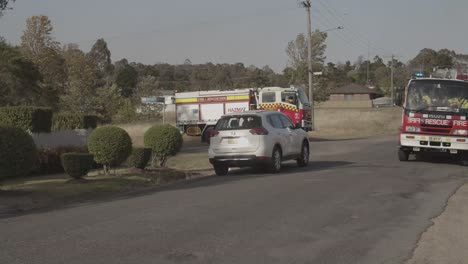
[297, 142, 309, 167]
[214, 163, 229, 176]
[268, 147, 282, 173]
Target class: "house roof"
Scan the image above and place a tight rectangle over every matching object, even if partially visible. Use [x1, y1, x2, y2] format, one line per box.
[330, 84, 380, 95]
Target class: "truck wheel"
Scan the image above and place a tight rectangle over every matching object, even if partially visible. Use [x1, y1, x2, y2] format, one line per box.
[297, 142, 309, 167]
[214, 163, 229, 176]
[398, 148, 409, 161]
[268, 147, 282, 173]
[414, 153, 425, 162]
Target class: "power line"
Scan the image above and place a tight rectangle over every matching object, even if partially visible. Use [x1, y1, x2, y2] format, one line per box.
[315, 0, 392, 56]
[74, 4, 299, 45]
[313, 8, 371, 54]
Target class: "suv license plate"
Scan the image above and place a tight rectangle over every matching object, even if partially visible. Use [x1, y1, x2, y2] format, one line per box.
[228, 139, 238, 144]
[429, 137, 442, 142]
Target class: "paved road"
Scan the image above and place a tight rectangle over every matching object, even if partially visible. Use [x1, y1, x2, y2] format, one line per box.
[1, 136, 467, 264]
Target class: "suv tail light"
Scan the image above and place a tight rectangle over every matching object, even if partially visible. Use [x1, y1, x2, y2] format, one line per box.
[249, 127, 269, 135]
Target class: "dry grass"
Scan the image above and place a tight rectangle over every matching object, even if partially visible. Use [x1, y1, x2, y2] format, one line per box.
[310, 107, 401, 139]
[118, 122, 155, 147]
[115, 112, 177, 147]
[167, 152, 211, 171]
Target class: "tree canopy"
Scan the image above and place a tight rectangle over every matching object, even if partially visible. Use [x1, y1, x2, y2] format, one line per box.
[0, 0, 14, 16]
[2, 14, 468, 121]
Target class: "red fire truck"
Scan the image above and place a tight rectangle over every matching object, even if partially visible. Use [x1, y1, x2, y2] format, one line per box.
[175, 86, 312, 142]
[398, 77, 468, 165]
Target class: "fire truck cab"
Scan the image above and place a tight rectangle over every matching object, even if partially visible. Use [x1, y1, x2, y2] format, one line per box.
[398, 77, 468, 165]
[257, 86, 312, 131]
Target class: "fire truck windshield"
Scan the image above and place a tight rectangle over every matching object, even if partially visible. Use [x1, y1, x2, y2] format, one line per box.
[406, 80, 468, 113]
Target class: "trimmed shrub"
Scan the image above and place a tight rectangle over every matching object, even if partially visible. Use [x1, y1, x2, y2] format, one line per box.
[33, 146, 89, 175]
[144, 124, 183, 167]
[128, 148, 151, 169]
[0, 106, 53, 133]
[52, 113, 98, 131]
[61, 153, 94, 179]
[0, 126, 38, 179]
[87, 126, 132, 173]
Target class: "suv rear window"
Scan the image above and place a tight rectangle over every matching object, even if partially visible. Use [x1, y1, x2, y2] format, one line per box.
[215, 115, 262, 130]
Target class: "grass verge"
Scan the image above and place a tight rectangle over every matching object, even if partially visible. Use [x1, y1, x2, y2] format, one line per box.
[167, 152, 211, 171]
[0, 167, 207, 216]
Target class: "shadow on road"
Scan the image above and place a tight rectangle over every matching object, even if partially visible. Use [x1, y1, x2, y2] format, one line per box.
[413, 153, 462, 166]
[127, 160, 354, 194]
[0, 160, 352, 219]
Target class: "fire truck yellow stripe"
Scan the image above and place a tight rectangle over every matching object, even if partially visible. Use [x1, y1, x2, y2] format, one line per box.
[175, 98, 198, 103]
[227, 95, 249, 101]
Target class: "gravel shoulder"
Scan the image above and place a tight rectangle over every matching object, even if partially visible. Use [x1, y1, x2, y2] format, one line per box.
[406, 180, 468, 264]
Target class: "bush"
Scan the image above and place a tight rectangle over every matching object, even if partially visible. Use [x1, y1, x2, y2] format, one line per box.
[87, 126, 132, 173]
[52, 113, 98, 131]
[144, 124, 183, 167]
[33, 146, 89, 175]
[0, 126, 38, 179]
[0, 106, 53, 133]
[128, 148, 151, 169]
[61, 153, 94, 179]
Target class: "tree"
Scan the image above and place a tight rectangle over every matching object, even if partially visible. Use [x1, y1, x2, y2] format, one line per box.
[21, 16, 60, 58]
[20, 15, 66, 107]
[0, 0, 14, 16]
[136, 75, 159, 97]
[87, 38, 113, 76]
[408, 48, 455, 75]
[60, 44, 100, 113]
[95, 84, 124, 122]
[286, 31, 327, 72]
[210, 67, 233, 89]
[0, 41, 43, 106]
[285, 31, 329, 102]
[115, 61, 138, 97]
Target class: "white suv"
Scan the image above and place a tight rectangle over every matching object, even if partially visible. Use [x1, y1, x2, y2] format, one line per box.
[208, 110, 310, 175]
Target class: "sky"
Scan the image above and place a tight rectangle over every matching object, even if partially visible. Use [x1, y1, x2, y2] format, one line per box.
[1, 0, 468, 72]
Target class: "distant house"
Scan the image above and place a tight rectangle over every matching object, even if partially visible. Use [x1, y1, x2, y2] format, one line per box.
[320, 84, 382, 108]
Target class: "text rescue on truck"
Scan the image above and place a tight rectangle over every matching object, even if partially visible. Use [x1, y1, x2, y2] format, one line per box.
[175, 86, 312, 143]
[398, 76, 468, 165]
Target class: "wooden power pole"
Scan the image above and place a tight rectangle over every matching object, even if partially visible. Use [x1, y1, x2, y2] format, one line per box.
[301, 0, 314, 131]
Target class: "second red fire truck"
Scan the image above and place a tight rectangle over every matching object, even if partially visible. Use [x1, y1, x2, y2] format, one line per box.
[175, 86, 312, 142]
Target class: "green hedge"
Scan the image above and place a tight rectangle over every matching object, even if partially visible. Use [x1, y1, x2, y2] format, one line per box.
[128, 148, 151, 169]
[144, 124, 183, 167]
[0, 126, 38, 179]
[61, 153, 94, 179]
[33, 146, 90, 175]
[87, 126, 132, 173]
[0, 106, 53, 133]
[52, 113, 98, 131]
